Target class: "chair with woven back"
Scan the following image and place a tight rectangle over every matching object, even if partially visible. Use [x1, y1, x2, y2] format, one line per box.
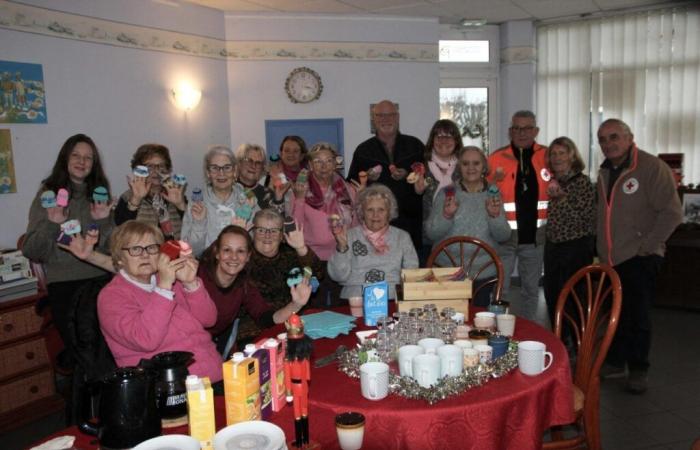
[425, 235, 505, 304]
[543, 264, 622, 450]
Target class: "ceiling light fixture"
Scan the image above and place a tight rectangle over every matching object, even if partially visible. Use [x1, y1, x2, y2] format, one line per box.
[459, 18, 487, 28]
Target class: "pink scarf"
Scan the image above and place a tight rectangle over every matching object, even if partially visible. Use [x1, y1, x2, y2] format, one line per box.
[306, 172, 354, 224]
[428, 156, 457, 199]
[361, 224, 390, 255]
[282, 161, 308, 182]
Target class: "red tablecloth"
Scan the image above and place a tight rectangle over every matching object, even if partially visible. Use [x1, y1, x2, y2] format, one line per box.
[30, 308, 574, 450]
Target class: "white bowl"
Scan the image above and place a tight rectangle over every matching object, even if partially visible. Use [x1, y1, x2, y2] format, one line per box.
[355, 330, 377, 345]
[133, 434, 200, 450]
[214, 421, 286, 450]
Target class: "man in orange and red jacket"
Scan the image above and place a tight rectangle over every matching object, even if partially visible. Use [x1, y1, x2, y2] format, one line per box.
[596, 118, 681, 394]
[487, 111, 550, 319]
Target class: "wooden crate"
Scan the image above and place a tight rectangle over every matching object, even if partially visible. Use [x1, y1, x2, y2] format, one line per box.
[398, 268, 471, 317]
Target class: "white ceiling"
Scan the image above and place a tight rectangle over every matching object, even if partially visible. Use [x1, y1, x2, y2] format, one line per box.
[182, 0, 677, 24]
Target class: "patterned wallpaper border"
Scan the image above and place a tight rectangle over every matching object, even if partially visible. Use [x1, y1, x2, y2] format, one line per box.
[0, 0, 438, 62]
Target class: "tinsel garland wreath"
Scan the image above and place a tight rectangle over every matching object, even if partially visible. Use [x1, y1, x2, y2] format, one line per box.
[338, 342, 519, 405]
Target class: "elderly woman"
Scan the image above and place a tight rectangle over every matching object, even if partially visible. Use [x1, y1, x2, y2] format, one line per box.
[234, 143, 290, 216]
[426, 146, 511, 307]
[199, 225, 311, 354]
[543, 137, 595, 326]
[97, 221, 223, 382]
[421, 119, 464, 261]
[292, 142, 357, 306]
[114, 143, 187, 240]
[23, 133, 113, 370]
[267, 135, 309, 185]
[328, 184, 418, 301]
[181, 145, 256, 257]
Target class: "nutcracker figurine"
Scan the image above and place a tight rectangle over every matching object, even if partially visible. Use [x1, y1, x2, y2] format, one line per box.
[284, 314, 313, 448]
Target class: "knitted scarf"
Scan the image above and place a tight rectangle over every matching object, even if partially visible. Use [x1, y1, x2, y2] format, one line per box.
[361, 224, 390, 255]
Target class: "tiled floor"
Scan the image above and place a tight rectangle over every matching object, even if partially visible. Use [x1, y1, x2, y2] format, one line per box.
[4, 293, 700, 450]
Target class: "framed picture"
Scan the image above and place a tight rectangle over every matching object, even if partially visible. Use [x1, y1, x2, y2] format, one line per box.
[0, 60, 47, 124]
[0, 129, 17, 193]
[683, 193, 700, 224]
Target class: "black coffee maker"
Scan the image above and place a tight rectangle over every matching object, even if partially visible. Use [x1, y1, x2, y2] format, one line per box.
[79, 366, 161, 449]
[139, 351, 194, 423]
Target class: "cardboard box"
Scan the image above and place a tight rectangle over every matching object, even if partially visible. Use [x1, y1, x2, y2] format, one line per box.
[398, 268, 471, 316]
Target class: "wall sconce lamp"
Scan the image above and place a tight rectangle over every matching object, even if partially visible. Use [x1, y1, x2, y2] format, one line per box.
[171, 83, 202, 111]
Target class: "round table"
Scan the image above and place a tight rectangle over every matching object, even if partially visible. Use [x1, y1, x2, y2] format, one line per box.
[30, 308, 574, 450]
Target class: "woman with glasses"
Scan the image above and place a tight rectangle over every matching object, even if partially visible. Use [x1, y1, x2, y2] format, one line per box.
[97, 220, 224, 381]
[425, 146, 511, 306]
[328, 184, 418, 301]
[233, 143, 290, 216]
[235, 209, 322, 341]
[22, 134, 113, 373]
[199, 224, 312, 354]
[292, 142, 357, 306]
[181, 145, 253, 257]
[114, 143, 187, 240]
[421, 119, 464, 261]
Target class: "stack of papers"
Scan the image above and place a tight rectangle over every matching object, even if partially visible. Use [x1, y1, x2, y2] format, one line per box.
[301, 311, 357, 339]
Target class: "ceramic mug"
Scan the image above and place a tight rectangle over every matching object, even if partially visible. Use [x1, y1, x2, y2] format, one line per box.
[412, 354, 441, 388]
[463, 348, 480, 368]
[488, 335, 510, 359]
[348, 297, 363, 318]
[518, 341, 553, 376]
[418, 338, 445, 355]
[398, 345, 424, 378]
[496, 314, 516, 337]
[360, 362, 389, 400]
[335, 412, 365, 450]
[474, 311, 496, 330]
[437, 344, 464, 377]
[468, 329, 491, 347]
[474, 344, 493, 364]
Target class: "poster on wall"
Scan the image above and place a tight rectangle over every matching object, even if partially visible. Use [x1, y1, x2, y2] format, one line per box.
[0, 60, 47, 124]
[0, 130, 17, 194]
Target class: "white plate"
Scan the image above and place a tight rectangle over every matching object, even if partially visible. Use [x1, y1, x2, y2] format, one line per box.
[133, 434, 200, 450]
[214, 421, 287, 450]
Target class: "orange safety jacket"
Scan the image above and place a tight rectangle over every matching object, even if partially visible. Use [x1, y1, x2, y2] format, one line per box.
[487, 143, 550, 230]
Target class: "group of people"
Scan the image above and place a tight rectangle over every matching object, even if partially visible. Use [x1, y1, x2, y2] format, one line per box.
[22, 99, 682, 397]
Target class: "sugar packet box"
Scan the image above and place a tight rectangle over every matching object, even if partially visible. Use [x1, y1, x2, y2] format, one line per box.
[244, 344, 272, 420]
[256, 337, 286, 412]
[363, 281, 389, 326]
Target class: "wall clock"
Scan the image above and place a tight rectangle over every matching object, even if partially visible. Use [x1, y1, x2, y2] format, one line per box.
[285, 67, 323, 104]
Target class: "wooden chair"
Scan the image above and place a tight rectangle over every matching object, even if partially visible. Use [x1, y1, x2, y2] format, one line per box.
[426, 236, 504, 301]
[543, 264, 622, 450]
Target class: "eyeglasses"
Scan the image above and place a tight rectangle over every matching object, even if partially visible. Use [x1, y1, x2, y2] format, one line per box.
[435, 133, 454, 140]
[311, 158, 335, 166]
[122, 244, 160, 257]
[253, 226, 282, 236]
[146, 163, 169, 173]
[208, 164, 234, 174]
[510, 126, 536, 133]
[374, 113, 397, 119]
[241, 158, 265, 168]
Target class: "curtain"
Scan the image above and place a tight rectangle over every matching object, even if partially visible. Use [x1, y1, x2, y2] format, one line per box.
[536, 6, 700, 183]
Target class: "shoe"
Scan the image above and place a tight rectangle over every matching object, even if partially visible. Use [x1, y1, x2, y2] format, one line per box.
[599, 363, 626, 379]
[625, 370, 648, 394]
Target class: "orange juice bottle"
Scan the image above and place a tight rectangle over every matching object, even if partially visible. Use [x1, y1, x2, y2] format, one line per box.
[222, 352, 261, 425]
[185, 375, 215, 450]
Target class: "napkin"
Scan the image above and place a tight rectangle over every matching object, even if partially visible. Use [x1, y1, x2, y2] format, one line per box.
[301, 311, 357, 339]
[30, 436, 76, 450]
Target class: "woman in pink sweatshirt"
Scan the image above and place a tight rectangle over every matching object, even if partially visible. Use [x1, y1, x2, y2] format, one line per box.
[97, 221, 223, 382]
[292, 142, 357, 306]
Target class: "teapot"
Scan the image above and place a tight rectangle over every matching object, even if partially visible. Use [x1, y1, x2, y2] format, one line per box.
[139, 351, 194, 421]
[79, 366, 161, 449]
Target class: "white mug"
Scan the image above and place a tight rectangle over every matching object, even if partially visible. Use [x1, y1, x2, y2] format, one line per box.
[496, 313, 516, 337]
[463, 348, 480, 368]
[474, 311, 496, 329]
[474, 344, 493, 364]
[518, 341, 553, 376]
[418, 338, 445, 355]
[437, 344, 464, 377]
[360, 362, 389, 400]
[412, 353, 441, 388]
[453, 339, 473, 351]
[398, 345, 425, 378]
